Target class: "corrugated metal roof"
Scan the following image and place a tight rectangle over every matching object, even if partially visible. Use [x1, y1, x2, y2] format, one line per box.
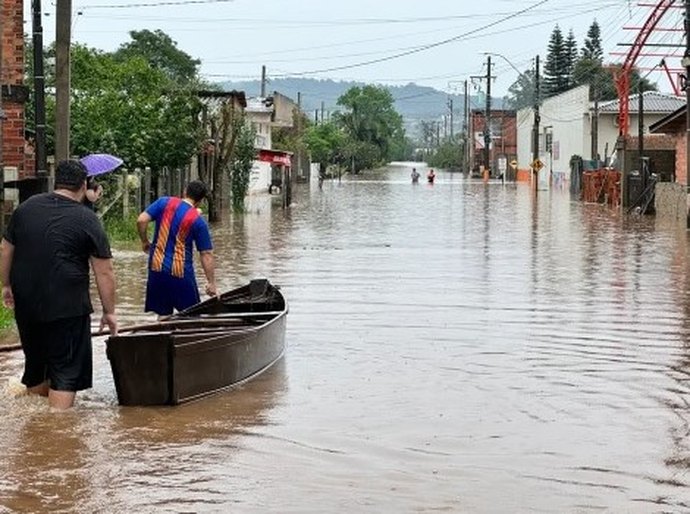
[596, 91, 685, 114]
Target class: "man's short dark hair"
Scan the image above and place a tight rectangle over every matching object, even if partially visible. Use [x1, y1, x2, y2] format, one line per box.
[185, 180, 208, 203]
[55, 160, 87, 191]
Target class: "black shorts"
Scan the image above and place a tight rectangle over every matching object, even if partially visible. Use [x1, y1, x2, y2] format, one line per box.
[16, 314, 92, 392]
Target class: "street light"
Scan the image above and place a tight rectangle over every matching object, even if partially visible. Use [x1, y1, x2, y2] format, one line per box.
[481, 52, 526, 78]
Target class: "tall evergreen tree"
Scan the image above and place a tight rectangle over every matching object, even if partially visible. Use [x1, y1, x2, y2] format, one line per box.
[573, 20, 607, 99]
[543, 25, 570, 97]
[582, 20, 603, 62]
[565, 29, 578, 88]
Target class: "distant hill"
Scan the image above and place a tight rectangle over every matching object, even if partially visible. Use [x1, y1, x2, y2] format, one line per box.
[219, 78, 502, 139]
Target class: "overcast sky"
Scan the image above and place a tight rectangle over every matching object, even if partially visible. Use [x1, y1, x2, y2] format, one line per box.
[26, 0, 685, 98]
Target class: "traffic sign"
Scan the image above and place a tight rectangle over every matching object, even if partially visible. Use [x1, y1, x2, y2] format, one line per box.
[509, 159, 518, 170]
[532, 159, 544, 171]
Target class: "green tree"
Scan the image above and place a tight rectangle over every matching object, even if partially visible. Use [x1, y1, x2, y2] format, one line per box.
[504, 68, 536, 110]
[573, 60, 657, 101]
[565, 29, 578, 89]
[68, 44, 201, 172]
[334, 85, 405, 171]
[113, 29, 200, 84]
[272, 110, 311, 153]
[305, 122, 345, 173]
[582, 20, 603, 61]
[228, 117, 256, 213]
[389, 130, 415, 161]
[543, 25, 570, 97]
[428, 139, 463, 169]
[418, 120, 437, 152]
[573, 20, 606, 99]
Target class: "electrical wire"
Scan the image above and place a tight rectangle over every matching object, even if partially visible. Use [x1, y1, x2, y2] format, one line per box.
[80, 0, 234, 8]
[198, 2, 616, 83]
[266, 0, 555, 77]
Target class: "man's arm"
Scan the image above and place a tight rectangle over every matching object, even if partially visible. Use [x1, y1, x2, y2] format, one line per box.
[136, 211, 152, 253]
[199, 250, 217, 297]
[0, 239, 14, 309]
[90, 256, 118, 335]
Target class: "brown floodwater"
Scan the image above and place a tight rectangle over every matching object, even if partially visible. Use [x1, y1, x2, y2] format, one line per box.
[2, 166, 690, 512]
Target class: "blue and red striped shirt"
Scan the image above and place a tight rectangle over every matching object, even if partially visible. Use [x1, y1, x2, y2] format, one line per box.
[146, 197, 213, 279]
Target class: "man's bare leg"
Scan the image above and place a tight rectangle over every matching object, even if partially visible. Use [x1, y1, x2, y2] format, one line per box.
[27, 381, 49, 397]
[48, 390, 76, 410]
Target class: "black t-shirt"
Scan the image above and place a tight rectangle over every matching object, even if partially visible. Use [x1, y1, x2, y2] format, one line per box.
[4, 192, 112, 322]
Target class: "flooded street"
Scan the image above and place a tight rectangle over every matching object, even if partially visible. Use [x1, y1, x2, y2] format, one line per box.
[2, 166, 690, 512]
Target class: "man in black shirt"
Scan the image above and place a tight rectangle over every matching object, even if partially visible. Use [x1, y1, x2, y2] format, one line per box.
[0, 160, 118, 409]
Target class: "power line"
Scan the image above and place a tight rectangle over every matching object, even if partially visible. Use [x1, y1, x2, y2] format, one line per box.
[199, 4, 614, 67]
[80, 0, 234, 8]
[268, 0, 555, 77]
[78, 1, 620, 23]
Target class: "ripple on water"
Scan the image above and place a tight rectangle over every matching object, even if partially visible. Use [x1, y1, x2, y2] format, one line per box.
[1, 172, 690, 511]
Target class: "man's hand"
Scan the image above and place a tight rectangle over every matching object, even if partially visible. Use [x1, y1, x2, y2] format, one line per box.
[205, 283, 218, 297]
[137, 212, 153, 255]
[100, 312, 118, 336]
[2, 286, 14, 309]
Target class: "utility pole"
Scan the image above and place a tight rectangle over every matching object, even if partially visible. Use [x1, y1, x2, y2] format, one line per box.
[484, 55, 492, 178]
[638, 82, 645, 195]
[55, 0, 72, 162]
[448, 98, 454, 139]
[531, 54, 541, 192]
[591, 93, 599, 162]
[33, 0, 47, 180]
[260, 65, 267, 97]
[463, 80, 469, 173]
[685, 0, 690, 226]
[297, 92, 302, 180]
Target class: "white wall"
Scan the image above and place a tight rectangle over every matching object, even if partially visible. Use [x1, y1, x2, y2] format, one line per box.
[246, 110, 273, 194]
[519, 85, 678, 178]
[516, 106, 534, 171]
[539, 85, 590, 180]
[248, 161, 271, 195]
[517, 86, 589, 178]
[597, 112, 674, 164]
[248, 111, 273, 150]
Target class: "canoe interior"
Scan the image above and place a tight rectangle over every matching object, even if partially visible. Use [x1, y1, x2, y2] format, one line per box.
[106, 279, 287, 406]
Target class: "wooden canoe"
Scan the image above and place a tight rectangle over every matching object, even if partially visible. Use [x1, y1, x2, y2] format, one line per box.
[106, 278, 288, 406]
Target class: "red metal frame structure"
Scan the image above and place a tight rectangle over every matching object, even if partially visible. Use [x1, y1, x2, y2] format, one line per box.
[615, 0, 678, 136]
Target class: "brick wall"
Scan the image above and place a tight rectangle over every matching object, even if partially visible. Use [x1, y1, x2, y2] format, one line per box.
[2, 0, 30, 178]
[626, 134, 676, 151]
[470, 109, 518, 170]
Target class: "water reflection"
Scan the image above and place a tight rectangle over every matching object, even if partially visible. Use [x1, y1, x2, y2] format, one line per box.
[2, 411, 93, 512]
[1, 168, 690, 510]
[0, 360, 287, 513]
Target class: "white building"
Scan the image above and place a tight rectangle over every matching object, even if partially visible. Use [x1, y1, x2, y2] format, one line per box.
[245, 93, 300, 194]
[245, 97, 274, 194]
[517, 85, 685, 186]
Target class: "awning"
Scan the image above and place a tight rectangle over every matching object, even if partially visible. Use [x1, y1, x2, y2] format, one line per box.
[257, 149, 293, 167]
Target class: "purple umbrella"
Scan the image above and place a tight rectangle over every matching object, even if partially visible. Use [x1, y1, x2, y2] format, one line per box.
[80, 153, 124, 177]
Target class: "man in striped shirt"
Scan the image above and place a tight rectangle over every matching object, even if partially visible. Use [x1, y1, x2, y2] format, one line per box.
[137, 180, 217, 315]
